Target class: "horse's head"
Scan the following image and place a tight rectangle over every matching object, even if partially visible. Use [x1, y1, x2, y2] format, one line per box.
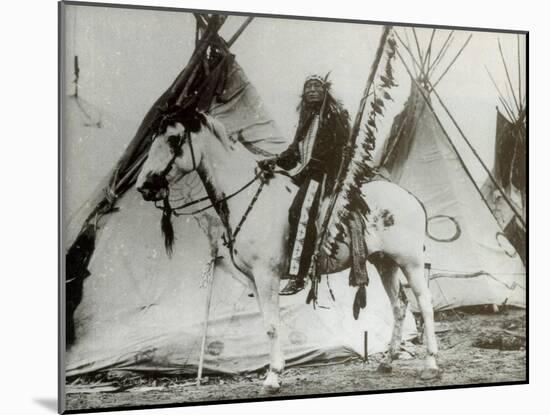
[136, 108, 207, 202]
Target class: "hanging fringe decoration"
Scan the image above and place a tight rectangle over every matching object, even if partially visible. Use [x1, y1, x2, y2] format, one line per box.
[327, 33, 399, 255]
[353, 285, 367, 320]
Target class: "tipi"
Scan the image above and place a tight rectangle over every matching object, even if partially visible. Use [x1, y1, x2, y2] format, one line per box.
[378, 28, 526, 311]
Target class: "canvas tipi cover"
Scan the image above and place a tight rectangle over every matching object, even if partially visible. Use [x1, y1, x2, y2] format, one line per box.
[379, 85, 526, 311]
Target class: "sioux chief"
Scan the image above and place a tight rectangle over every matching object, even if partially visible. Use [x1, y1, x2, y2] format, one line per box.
[260, 74, 351, 295]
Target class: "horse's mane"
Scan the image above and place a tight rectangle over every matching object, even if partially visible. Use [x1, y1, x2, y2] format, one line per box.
[151, 106, 231, 148]
[151, 106, 207, 137]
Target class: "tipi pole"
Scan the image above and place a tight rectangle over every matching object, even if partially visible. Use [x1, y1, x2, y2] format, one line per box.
[427, 30, 453, 75]
[484, 66, 516, 121]
[400, 29, 419, 77]
[428, 32, 455, 77]
[498, 38, 521, 115]
[227, 16, 254, 47]
[403, 29, 413, 51]
[194, 13, 208, 32]
[194, 14, 252, 51]
[394, 31, 422, 74]
[498, 97, 517, 125]
[197, 259, 216, 386]
[315, 26, 392, 256]
[431, 34, 472, 89]
[394, 46, 526, 230]
[422, 29, 437, 74]
[170, 15, 226, 95]
[412, 28, 424, 66]
[195, 17, 200, 46]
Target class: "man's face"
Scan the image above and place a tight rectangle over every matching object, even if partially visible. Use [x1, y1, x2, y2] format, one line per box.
[304, 80, 324, 104]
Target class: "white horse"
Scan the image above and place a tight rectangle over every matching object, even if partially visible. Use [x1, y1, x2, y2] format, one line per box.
[136, 110, 440, 391]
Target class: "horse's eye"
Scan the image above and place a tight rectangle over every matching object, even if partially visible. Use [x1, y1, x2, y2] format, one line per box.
[167, 135, 182, 153]
[166, 135, 182, 156]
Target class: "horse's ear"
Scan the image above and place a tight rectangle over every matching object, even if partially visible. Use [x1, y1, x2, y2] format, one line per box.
[185, 111, 206, 133]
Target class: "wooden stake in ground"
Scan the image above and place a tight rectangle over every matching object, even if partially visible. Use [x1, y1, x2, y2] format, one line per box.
[363, 331, 369, 364]
[197, 258, 216, 386]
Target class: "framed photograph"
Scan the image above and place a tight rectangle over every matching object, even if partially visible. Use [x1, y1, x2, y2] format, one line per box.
[59, 1, 527, 413]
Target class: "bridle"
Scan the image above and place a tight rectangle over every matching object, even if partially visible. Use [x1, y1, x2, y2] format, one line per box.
[156, 129, 196, 181]
[151, 127, 265, 218]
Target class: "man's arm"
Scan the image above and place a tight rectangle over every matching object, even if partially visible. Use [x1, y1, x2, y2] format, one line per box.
[275, 142, 300, 170]
[257, 140, 300, 175]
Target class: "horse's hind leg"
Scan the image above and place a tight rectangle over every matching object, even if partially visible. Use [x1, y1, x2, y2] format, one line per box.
[253, 267, 285, 392]
[372, 254, 408, 373]
[401, 261, 440, 379]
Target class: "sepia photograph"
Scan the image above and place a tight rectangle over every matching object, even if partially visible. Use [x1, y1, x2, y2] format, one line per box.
[59, 1, 527, 412]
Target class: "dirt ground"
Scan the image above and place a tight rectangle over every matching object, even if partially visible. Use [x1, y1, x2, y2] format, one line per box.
[65, 307, 526, 412]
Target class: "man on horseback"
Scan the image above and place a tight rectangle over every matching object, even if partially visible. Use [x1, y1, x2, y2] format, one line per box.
[259, 74, 351, 295]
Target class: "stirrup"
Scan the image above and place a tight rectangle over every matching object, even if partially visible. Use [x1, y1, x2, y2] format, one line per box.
[279, 278, 306, 296]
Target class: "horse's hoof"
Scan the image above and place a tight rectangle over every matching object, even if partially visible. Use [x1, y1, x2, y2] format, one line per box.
[262, 382, 281, 394]
[377, 362, 393, 373]
[262, 372, 281, 393]
[420, 368, 442, 380]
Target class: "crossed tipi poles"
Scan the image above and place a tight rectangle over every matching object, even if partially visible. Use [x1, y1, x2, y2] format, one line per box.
[389, 27, 525, 231]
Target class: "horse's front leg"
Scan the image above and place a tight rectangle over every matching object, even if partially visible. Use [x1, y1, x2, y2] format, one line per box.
[253, 265, 285, 392]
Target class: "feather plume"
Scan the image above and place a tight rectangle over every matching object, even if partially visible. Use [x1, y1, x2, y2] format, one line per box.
[326, 32, 398, 254]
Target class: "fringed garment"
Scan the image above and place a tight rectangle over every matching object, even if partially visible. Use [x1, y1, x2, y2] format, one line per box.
[277, 102, 350, 277]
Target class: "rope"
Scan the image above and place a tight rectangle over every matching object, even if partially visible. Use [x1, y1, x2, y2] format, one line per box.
[430, 267, 525, 276]
[429, 270, 525, 291]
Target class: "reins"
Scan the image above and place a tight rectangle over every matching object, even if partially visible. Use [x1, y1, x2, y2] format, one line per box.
[154, 170, 264, 216]
[156, 170, 267, 255]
